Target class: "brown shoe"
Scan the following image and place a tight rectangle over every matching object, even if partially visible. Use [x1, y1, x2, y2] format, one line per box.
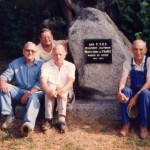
[59, 122, 68, 133]
[120, 123, 130, 137]
[42, 119, 52, 131]
[2, 115, 15, 130]
[140, 127, 148, 139]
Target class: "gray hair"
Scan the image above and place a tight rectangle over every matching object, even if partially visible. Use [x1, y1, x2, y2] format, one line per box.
[53, 44, 68, 55]
[133, 39, 147, 48]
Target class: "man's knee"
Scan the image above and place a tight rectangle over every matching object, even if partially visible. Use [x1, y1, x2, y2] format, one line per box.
[28, 94, 41, 108]
[121, 87, 131, 95]
[139, 89, 150, 99]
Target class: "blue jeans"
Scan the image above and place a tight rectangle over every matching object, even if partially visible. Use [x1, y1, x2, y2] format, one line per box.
[0, 84, 44, 129]
[121, 87, 150, 127]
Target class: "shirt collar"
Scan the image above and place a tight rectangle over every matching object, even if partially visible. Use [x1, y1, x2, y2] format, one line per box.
[39, 42, 54, 54]
[133, 55, 145, 66]
[23, 57, 38, 65]
[50, 59, 67, 66]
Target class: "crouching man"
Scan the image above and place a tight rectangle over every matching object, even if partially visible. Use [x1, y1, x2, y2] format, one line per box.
[118, 39, 150, 139]
[40, 44, 75, 133]
[0, 42, 44, 136]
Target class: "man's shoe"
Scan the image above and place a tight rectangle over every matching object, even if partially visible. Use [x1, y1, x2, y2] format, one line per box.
[2, 115, 15, 130]
[140, 127, 148, 139]
[42, 119, 52, 131]
[120, 123, 130, 137]
[59, 122, 68, 133]
[20, 122, 32, 137]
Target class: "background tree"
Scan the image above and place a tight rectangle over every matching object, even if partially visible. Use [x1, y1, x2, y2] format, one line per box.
[0, 0, 150, 58]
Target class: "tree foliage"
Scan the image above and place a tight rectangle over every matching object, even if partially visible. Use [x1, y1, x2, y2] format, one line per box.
[0, 0, 66, 58]
[0, 0, 150, 58]
[113, 0, 150, 54]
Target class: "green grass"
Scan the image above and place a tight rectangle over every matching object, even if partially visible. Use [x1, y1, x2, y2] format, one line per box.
[126, 133, 150, 148]
[63, 143, 82, 150]
[100, 127, 111, 133]
[0, 131, 14, 141]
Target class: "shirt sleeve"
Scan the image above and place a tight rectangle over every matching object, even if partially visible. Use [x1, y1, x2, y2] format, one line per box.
[40, 63, 49, 79]
[32, 61, 44, 90]
[121, 60, 130, 80]
[146, 58, 150, 82]
[68, 63, 76, 79]
[0, 62, 15, 82]
[32, 71, 41, 90]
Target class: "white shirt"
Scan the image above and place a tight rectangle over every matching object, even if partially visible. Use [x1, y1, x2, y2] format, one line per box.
[41, 59, 75, 90]
[36, 40, 68, 62]
[121, 56, 150, 82]
[36, 43, 54, 62]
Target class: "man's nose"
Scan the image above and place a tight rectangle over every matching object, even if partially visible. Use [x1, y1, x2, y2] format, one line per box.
[29, 50, 33, 54]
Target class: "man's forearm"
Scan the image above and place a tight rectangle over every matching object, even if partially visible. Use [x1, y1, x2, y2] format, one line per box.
[62, 78, 74, 93]
[136, 81, 150, 95]
[118, 78, 126, 93]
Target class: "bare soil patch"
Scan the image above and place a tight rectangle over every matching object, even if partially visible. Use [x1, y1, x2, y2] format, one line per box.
[0, 113, 150, 150]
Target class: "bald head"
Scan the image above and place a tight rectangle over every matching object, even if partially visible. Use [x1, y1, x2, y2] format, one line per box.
[132, 39, 147, 48]
[52, 44, 68, 66]
[132, 39, 147, 63]
[53, 44, 67, 54]
[23, 41, 37, 52]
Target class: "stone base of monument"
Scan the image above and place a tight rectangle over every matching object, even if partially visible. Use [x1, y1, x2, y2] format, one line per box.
[67, 99, 121, 121]
[15, 99, 121, 121]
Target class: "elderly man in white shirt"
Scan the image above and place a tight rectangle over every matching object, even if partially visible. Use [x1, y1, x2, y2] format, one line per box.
[40, 44, 75, 133]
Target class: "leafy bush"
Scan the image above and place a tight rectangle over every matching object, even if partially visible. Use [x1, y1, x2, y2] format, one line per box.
[113, 0, 150, 54]
[0, 0, 66, 59]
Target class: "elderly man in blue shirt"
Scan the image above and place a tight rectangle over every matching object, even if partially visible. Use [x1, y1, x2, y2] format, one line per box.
[0, 42, 44, 136]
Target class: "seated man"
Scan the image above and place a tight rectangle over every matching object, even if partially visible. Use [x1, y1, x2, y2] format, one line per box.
[40, 44, 75, 133]
[0, 42, 44, 136]
[37, 28, 75, 105]
[118, 39, 150, 139]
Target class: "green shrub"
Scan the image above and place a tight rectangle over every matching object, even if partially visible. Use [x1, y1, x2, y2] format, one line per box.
[113, 0, 150, 54]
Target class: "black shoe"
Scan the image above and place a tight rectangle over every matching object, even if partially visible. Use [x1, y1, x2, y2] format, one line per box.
[42, 119, 52, 131]
[59, 122, 68, 133]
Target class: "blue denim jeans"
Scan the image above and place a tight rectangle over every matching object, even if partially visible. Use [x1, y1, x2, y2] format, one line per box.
[0, 84, 44, 129]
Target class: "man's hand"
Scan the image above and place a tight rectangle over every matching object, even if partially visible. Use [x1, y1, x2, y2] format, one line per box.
[0, 80, 9, 94]
[118, 91, 129, 103]
[47, 90, 57, 100]
[21, 92, 30, 105]
[128, 95, 138, 110]
[57, 88, 65, 98]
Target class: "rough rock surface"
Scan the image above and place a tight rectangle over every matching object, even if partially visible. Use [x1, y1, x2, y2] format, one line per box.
[69, 7, 132, 100]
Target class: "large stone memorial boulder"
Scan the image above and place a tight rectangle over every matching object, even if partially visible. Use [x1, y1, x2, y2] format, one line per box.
[69, 7, 132, 101]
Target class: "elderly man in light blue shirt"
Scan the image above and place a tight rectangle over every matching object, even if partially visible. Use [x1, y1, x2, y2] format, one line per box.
[0, 42, 44, 136]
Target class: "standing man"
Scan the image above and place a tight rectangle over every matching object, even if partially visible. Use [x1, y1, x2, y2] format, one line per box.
[36, 28, 54, 61]
[118, 39, 150, 139]
[36, 28, 67, 61]
[40, 44, 75, 133]
[0, 42, 44, 136]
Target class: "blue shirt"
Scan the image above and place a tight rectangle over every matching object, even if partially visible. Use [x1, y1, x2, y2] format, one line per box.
[0, 57, 44, 90]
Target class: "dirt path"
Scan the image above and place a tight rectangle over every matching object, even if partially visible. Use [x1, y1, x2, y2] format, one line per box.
[0, 114, 150, 150]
